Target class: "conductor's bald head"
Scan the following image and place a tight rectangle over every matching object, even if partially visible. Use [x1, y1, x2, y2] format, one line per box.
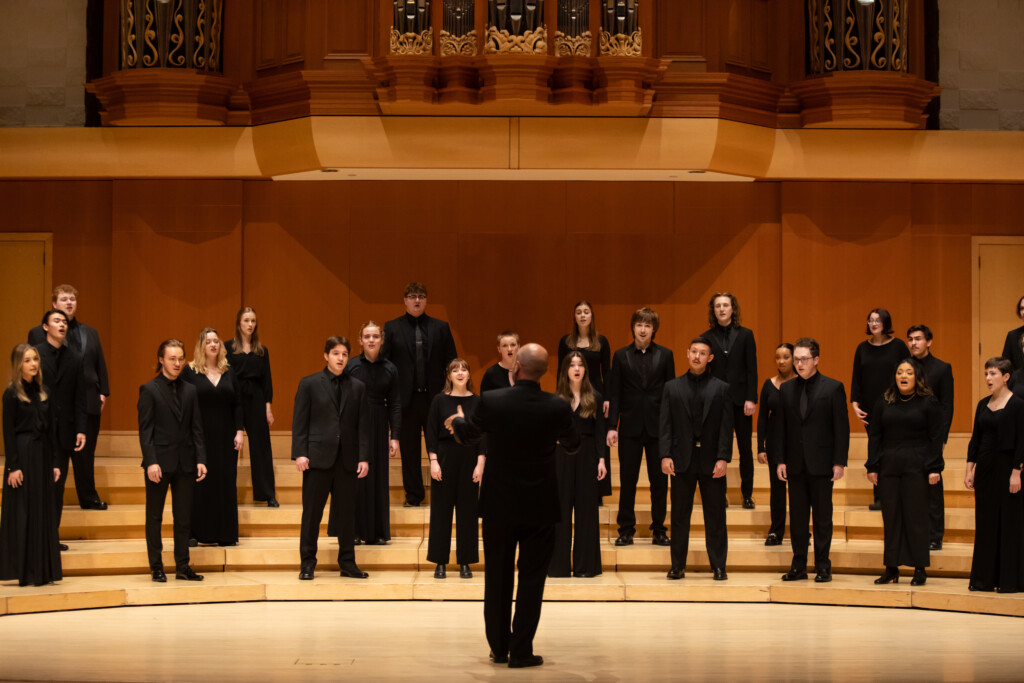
[514, 343, 548, 382]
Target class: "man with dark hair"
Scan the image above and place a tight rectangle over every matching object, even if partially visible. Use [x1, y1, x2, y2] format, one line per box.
[606, 307, 675, 546]
[34, 309, 87, 551]
[383, 282, 458, 507]
[293, 336, 370, 580]
[660, 337, 733, 580]
[907, 324, 954, 550]
[28, 284, 109, 510]
[776, 337, 849, 583]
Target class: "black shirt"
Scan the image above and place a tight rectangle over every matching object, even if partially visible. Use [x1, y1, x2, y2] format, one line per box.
[630, 343, 654, 386]
[685, 370, 711, 439]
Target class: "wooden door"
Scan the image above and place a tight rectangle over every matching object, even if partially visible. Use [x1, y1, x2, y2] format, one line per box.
[0, 234, 51, 398]
[975, 238, 1024, 405]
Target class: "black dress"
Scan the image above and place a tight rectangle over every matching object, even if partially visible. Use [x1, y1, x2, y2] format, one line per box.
[181, 366, 243, 546]
[549, 392, 607, 577]
[851, 339, 911, 428]
[866, 394, 944, 569]
[425, 393, 483, 566]
[967, 394, 1024, 593]
[224, 340, 276, 502]
[1, 382, 62, 586]
[756, 378, 788, 539]
[558, 334, 612, 496]
[328, 354, 401, 543]
[480, 363, 513, 393]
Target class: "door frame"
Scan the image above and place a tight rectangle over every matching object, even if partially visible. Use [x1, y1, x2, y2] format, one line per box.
[971, 235, 1024, 408]
[0, 232, 53, 310]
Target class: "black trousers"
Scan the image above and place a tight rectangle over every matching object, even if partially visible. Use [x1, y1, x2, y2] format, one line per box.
[550, 448, 601, 577]
[732, 406, 754, 499]
[241, 392, 276, 501]
[300, 464, 356, 569]
[482, 520, 555, 659]
[878, 448, 930, 568]
[669, 455, 728, 571]
[616, 434, 667, 535]
[928, 445, 945, 544]
[426, 453, 480, 565]
[787, 471, 833, 573]
[145, 468, 195, 570]
[398, 392, 430, 505]
[767, 457, 787, 539]
[969, 456, 1024, 593]
[53, 445, 79, 532]
[71, 412, 102, 507]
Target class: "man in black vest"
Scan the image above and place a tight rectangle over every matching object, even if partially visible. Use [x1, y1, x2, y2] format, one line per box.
[776, 337, 849, 583]
[383, 282, 457, 507]
[907, 324, 954, 550]
[448, 343, 579, 669]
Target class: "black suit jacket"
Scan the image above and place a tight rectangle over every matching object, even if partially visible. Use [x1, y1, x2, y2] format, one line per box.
[659, 372, 734, 475]
[34, 341, 88, 449]
[705, 325, 758, 406]
[919, 353, 954, 443]
[607, 342, 675, 438]
[775, 372, 850, 477]
[137, 375, 207, 473]
[291, 368, 370, 472]
[1002, 324, 1024, 373]
[30, 321, 108, 415]
[452, 380, 580, 527]
[382, 313, 458, 406]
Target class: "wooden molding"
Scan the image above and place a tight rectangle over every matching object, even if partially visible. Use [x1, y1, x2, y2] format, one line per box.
[649, 70, 785, 127]
[245, 65, 380, 125]
[788, 71, 941, 130]
[86, 69, 239, 126]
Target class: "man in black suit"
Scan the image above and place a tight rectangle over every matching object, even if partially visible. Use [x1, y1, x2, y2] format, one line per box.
[29, 284, 110, 510]
[705, 292, 758, 509]
[34, 309, 87, 550]
[907, 324, 954, 551]
[382, 282, 458, 507]
[137, 339, 208, 582]
[776, 337, 849, 583]
[447, 343, 579, 669]
[606, 307, 675, 546]
[1001, 295, 1024, 372]
[660, 337, 733, 580]
[292, 336, 370, 580]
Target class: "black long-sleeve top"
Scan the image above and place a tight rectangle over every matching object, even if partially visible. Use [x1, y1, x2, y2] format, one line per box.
[966, 394, 1024, 471]
[2, 382, 58, 471]
[865, 394, 945, 474]
[425, 393, 486, 458]
[851, 338, 910, 418]
[918, 353, 954, 443]
[480, 363, 513, 394]
[557, 335, 611, 395]
[224, 340, 273, 403]
[346, 354, 402, 436]
[756, 378, 788, 457]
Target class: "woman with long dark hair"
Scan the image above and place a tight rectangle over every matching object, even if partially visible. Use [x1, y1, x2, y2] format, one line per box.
[866, 358, 943, 586]
[0, 344, 62, 586]
[425, 359, 485, 579]
[225, 307, 277, 507]
[182, 328, 243, 547]
[756, 343, 795, 546]
[549, 351, 607, 577]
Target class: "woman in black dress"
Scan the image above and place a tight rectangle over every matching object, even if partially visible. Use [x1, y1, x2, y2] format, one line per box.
[225, 307, 278, 507]
[964, 357, 1024, 593]
[182, 328, 243, 547]
[1, 344, 62, 586]
[480, 331, 518, 393]
[866, 358, 944, 586]
[549, 351, 607, 578]
[330, 321, 401, 545]
[756, 343, 795, 546]
[851, 308, 910, 509]
[425, 359, 485, 579]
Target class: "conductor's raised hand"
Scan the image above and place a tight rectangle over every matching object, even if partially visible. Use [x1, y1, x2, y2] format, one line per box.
[444, 404, 465, 434]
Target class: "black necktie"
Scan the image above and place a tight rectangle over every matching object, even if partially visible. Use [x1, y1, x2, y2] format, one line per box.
[170, 380, 181, 412]
[334, 375, 343, 408]
[799, 381, 809, 419]
[414, 322, 426, 391]
[67, 321, 82, 353]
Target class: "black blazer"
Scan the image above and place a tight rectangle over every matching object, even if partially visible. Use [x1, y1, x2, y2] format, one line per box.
[137, 375, 207, 473]
[705, 325, 758, 406]
[382, 313, 458, 406]
[919, 353, 954, 443]
[607, 342, 675, 438]
[659, 373, 733, 475]
[966, 394, 1024, 470]
[775, 372, 850, 477]
[30, 321, 109, 415]
[291, 369, 370, 472]
[452, 380, 580, 527]
[34, 341, 88, 449]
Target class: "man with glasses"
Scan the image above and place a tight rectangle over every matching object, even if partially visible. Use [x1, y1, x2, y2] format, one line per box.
[775, 338, 849, 583]
[383, 282, 458, 507]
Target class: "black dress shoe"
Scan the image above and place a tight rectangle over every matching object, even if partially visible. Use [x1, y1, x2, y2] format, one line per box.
[910, 568, 927, 586]
[176, 566, 204, 581]
[375, 538, 389, 545]
[874, 567, 899, 584]
[81, 500, 108, 510]
[151, 569, 167, 583]
[814, 570, 832, 583]
[666, 567, 685, 580]
[508, 655, 543, 669]
[459, 564, 473, 579]
[929, 541, 942, 551]
[298, 567, 315, 580]
[782, 569, 808, 581]
[764, 533, 782, 546]
[58, 543, 69, 551]
[434, 564, 447, 579]
[574, 571, 598, 578]
[339, 564, 369, 579]
[188, 538, 198, 547]
[489, 651, 508, 664]
[267, 498, 280, 508]
[742, 498, 755, 510]
[353, 537, 363, 546]
[868, 502, 882, 511]
[614, 533, 634, 547]
[652, 532, 670, 546]
[713, 568, 728, 581]
[402, 500, 420, 508]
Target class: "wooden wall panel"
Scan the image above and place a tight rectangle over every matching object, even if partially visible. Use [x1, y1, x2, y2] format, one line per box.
[255, 0, 280, 70]
[654, 0, 706, 62]
[323, 0, 373, 59]
[565, 182, 673, 235]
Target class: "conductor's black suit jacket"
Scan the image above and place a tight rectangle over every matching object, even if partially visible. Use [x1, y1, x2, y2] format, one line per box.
[607, 342, 675, 439]
[382, 313, 458, 406]
[659, 373, 734, 474]
[775, 372, 850, 477]
[30, 322, 109, 415]
[452, 380, 580, 527]
[137, 375, 207, 473]
[291, 369, 370, 471]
